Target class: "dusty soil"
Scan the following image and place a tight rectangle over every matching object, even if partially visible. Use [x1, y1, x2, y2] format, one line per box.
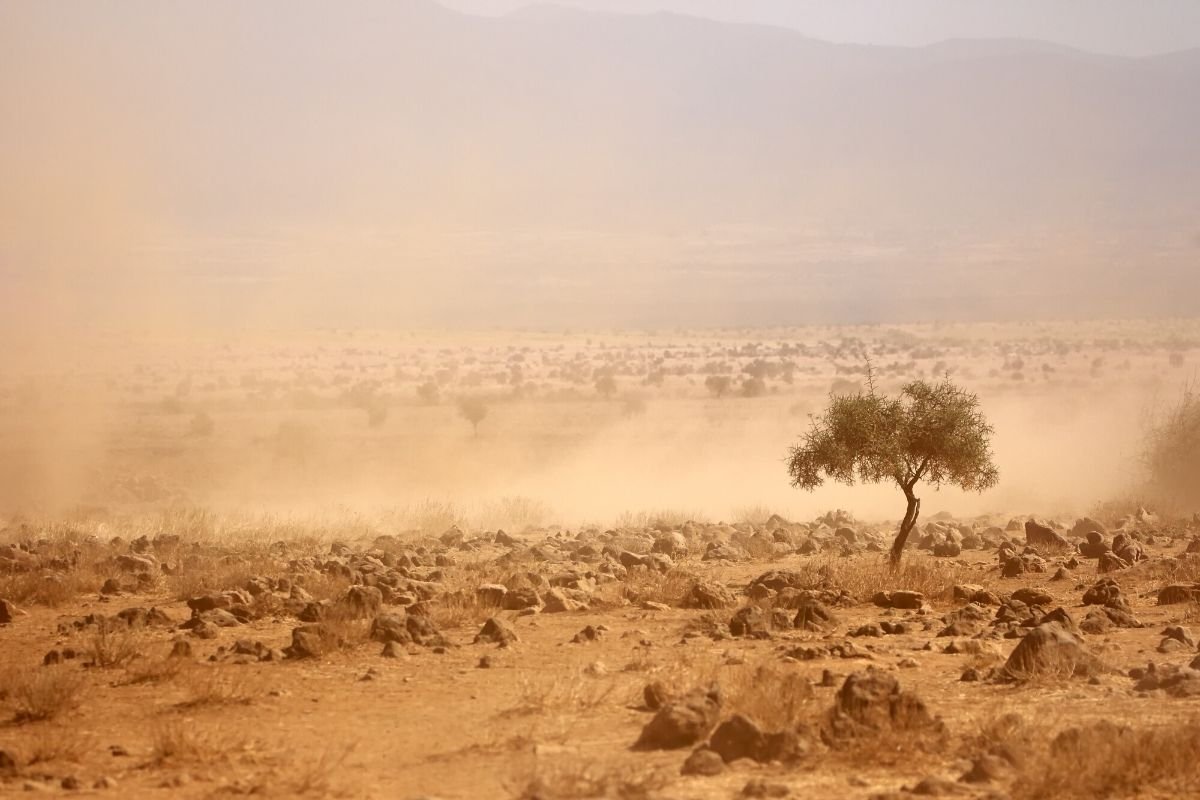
[3, 513, 1200, 799]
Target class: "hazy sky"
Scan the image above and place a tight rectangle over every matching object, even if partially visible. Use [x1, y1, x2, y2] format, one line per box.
[440, 0, 1200, 56]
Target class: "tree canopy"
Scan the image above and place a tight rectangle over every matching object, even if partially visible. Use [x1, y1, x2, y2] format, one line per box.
[787, 377, 998, 563]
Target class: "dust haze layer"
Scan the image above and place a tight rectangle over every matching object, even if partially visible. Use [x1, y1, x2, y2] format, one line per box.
[2, 0, 1199, 335]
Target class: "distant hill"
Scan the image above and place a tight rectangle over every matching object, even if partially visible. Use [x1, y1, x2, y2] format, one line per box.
[1, 0, 1197, 327]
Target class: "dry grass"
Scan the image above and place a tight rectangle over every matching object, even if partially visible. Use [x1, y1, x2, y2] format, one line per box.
[508, 667, 620, 717]
[176, 665, 258, 708]
[611, 566, 700, 607]
[514, 760, 671, 800]
[167, 551, 280, 600]
[776, 555, 976, 604]
[1, 666, 86, 722]
[0, 570, 95, 607]
[85, 621, 145, 668]
[281, 742, 357, 796]
[19, 726, 91, 765]
[1010, 718, 1200, 799]
[721, 660, 816, 731]
[149, 719, 233, 765]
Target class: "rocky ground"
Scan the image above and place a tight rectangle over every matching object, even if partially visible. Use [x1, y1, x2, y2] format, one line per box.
[3, 508, 1200, 799]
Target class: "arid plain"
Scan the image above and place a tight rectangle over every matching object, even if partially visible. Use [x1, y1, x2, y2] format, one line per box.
[1, 319, 1199, 799]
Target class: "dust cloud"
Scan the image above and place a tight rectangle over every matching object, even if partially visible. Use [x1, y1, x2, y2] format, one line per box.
[2, 3, 1198, 530]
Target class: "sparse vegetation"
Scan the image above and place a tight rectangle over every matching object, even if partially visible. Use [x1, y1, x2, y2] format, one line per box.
[788, 374, 999, 564]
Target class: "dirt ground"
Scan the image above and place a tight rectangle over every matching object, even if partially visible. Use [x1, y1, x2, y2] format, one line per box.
[3, 515, 1200, 799]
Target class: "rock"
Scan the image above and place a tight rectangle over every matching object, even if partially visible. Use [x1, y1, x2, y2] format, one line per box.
[0, 748, 15, 774]
[1157, 584, 1200, 605]
[707, 714, 766, 762]
[729, 606, 770, 638]
[542, 588, 583, 613]
[999, 622, 1098, 680]
[909, 776, 966, 796]
[873, 590, 924, 610]
[1011, 587, 1053, 606]
[643, 680, 671, 711]
[1098, 552, 1130, 573]
[1162, 625, 1196, 648]
[342, 585, 383, 617]
[380, 641, 405, 658]
[0, 598, 18, 624]
[476, 584, 508, 606]
[634, 685, 722, 750]
[1001, 552, 1047, 577]
[474, 617, 519, 646]
[793, 599, 838, 631]
[680, 747, 725, 776]
[684, 580, 736, 610]
[960, 753, 1013, 784]
[501, 587, 541, 610]
[1082, 578, 1123, 607]
[1025, 520, 1070, 550]
[933, 541, 962, 558]
[286, 625, 326, 659]
[707, 715, 805, 764]
[571, 625, 604, 643]
[822, 669, 942, 743]
[741, 779, 792, 797]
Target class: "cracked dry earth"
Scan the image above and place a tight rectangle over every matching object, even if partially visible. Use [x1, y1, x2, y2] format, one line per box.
[4, 513, 1200, 799]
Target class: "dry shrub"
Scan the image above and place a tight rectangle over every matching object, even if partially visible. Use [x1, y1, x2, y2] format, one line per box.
[123, 652, 187, 685]
[508, 668, 619, 717]
[20, 726, 90, 765]
[1011, 718, 1200, 800]
[1, 666, 85, 722]
[1142, 381, 1200, 513]
[721, 661, 816, 731]
[150, 720, 235, 765]
[515, 760, 670, 800]
[176, 665, 258, 708]
[782, 555, 972, 604]
[0, 571, 90, 608]
[86, 621, 144, 668]
[617, 566, 697, 607]
[282, 742, 356, 796]
[167, 551, 278, 601]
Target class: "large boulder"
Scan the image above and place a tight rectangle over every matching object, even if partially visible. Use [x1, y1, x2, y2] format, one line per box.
[1025, 520, 1070, 550]
[634, 685, 722, 750]
[1000, 622, 1099, 680]
[822, 669, 942, 744]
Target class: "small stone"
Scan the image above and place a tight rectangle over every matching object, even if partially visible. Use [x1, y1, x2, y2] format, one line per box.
[680, 747, 725, 776]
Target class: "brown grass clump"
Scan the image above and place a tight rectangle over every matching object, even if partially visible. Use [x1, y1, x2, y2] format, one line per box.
[85, 620, 144, 668]
[1010, 718, 1200, 800]
[149, 720, 230, 765]
[508, 667, 620, 717]
[1, 666, 86, 722]
[176, 665, 258, 708]
[721, 661, 816, 732]
[19, 726, 90, 765]
[514, 759, 670, 800]
[617, 566, 699, 607]
[780, 555, 973, 604]
[167, 550, 279, 600]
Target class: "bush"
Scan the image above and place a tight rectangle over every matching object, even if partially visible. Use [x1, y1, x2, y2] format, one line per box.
[1143, 382, 1200, 510]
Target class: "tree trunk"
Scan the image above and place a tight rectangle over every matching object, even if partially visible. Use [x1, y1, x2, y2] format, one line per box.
[889, 491, 921, 567]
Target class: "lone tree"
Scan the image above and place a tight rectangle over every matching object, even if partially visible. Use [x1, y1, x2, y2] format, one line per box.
[787, 377, 998, 565]
[457, 396, 488, 437]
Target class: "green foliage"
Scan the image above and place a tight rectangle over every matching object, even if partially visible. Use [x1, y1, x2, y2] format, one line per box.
[787, 378, 998, 496]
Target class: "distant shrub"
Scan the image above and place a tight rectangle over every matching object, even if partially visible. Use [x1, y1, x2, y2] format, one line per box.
[1143, 382, 1200, 510]
[704, 375, 732, 398]
[457, 396, 488, 435]
[740, 377, 767, 398]
[416, 381, 440, 404]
